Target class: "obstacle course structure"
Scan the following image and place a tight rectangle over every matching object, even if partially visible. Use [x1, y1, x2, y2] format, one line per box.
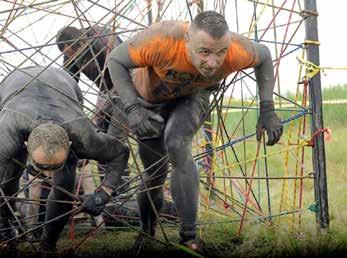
[0, 0, 329, 253]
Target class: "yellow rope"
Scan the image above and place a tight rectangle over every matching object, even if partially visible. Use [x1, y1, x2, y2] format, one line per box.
[212, 141, 308, 174]
[277, 52, 307, 228]
[292, 49, 307, 232]
[278, 149, 291, 227]
[303, 40, 320, 46]
[297, 56, 347, 79]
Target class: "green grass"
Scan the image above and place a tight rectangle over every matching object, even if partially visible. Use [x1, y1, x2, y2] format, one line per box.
[322, 84, 347, 99]
[284, 83, 347, 103]
[11, 86, 347, 258]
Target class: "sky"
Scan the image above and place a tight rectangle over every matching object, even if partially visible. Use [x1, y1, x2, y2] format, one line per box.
[0, 0, 346, 103]
[314, 0, 347, 88]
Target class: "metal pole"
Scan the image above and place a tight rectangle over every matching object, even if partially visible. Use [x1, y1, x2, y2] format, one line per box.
[304, 0, 329, 229]
[146, 0, 153, 25]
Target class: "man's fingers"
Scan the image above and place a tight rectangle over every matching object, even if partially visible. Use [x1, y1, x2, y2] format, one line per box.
[274, 128, 283, 144]
[149, 113, 164, 123]
[136, 124, 148, 137]
[279, 126, 283, 138]
[144, 122, 159, 135]
[257, 127, 283, 145]
[266, 129, 275, 146]
[147, 121, 164, 137]
[268, 126, 283, 145]
[137, 121, 162, 139]
[272, 129, 281, 144]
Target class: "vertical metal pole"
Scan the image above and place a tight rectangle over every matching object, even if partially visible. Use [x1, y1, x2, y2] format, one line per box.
[147, 0, 153, 25]
[304, 0, 329, 229]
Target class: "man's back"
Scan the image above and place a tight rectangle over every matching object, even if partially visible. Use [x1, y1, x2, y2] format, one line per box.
[0, 66, 84, 123]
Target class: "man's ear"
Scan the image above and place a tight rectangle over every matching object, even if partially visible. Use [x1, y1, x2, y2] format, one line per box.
[24, 141, 28, 147]
[69, 141, 72, 147]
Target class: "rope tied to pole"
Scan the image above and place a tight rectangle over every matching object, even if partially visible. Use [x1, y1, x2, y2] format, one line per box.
[306, 128, 332, 147]
[297, 56, 320, 79]
[300, 9, 319, 18]
[303, 39, 320, 46]
[297, 56, 347, 79]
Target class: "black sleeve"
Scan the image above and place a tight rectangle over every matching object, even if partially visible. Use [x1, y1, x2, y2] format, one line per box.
[69, 118, 128, 161]
[63, 55, 81, 83]
[66, 118, 129, 189]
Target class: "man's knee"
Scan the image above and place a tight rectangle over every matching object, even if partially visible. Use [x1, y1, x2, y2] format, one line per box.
[165, 133, 192, 162]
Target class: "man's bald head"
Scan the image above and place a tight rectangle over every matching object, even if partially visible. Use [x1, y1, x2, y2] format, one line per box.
[27, 123, 70, 162]
[190, 11, 229, 39]
[186, 11, 231, 79]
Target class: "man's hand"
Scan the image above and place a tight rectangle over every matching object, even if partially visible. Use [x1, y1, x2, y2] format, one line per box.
[126, 103, 164, 139]
[81, 187, 110, 216]
[256, 101, 283, 146]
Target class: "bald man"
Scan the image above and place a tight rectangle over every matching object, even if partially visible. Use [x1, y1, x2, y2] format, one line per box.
[108, 11, 283, 251]
[0, 66, 128, 251]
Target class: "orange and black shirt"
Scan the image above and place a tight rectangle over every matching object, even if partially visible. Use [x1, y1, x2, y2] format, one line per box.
[129, 21, 259, 103]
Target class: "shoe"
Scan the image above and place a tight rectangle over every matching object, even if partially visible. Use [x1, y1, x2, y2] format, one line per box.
[180, 239, 203, 253]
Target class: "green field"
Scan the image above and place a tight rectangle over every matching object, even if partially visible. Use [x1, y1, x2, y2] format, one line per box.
[11, 85, 347, 258]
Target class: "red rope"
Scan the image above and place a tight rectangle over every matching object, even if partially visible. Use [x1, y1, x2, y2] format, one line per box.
[306, 128, 331, 147]
[238, 135, 263, 235]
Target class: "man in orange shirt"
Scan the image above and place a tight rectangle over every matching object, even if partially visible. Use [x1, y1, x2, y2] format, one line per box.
[108, 11, 283, 250]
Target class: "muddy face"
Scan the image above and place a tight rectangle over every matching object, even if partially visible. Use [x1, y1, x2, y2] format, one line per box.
[186, 29, 231, 79]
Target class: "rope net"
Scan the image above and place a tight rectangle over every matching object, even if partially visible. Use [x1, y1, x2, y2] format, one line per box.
[0, 0, 329, 254]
